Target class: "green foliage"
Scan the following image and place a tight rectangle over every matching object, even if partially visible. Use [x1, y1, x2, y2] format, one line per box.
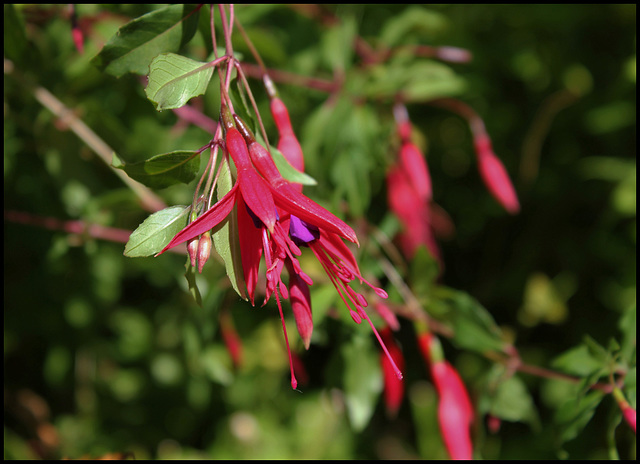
[4, 4, 636, 461]
[145, 53, 214, 111]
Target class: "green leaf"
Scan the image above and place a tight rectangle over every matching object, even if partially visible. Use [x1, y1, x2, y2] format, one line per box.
[489, 374, 539, 427]
[4, 4, 28, 63]
[321, 15, 357, 72]
[211, 158, 247, 300]
[342, 333, 383, 431]
[555, 390, 606, 445]
[380, 6, 449, 47]
[92, 4, 201, 77]
[551, 344, 607, 377]
[145, 53, 214, 111]
[112, 150, 200, 189]
[124, 205, 190, 257]
[435, 287, 506, 354]
[270, 145, 317, 186]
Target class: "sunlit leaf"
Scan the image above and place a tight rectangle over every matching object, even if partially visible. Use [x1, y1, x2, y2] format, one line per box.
[145, 53, 214, 111]
[92, 4, 201, 77]
[124, 205, 190, 257]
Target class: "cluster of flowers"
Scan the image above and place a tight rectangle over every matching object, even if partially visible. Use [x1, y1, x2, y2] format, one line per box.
[158, 90, 402, 390]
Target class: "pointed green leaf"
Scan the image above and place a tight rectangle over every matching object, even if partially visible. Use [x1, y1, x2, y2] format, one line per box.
[489, 374, 539, 427]
[270, 145, 317, 186]
[435, 287, 506, 354]
[113, 150, 200, 189]
[124, 205, 190, 257]
[145, 53, 214, 111]
[555, 390, 605, 444]
[92, 4, 201, 77]
[211, 158, 247, 300]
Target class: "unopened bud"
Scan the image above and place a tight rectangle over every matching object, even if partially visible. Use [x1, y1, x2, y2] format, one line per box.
[474, 134, 520, 214]
[187, 237, 199, 268]
[197, 231, 212, 273]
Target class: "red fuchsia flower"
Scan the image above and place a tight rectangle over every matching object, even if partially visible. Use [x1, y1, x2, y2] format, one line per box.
[264, 75, 305, 175]
[234, 115, 403, 382]
[159, 105, 403, 387]
[267, 85, 314, 347]
[219, 309, 243, 370]
[613, 387, 636, 434]
[417, 332, 474, 460]
[380, 326, 405, 418]
[622, 406, 636, 434]
[473, 133, 520, 214]
[386, 164, 442, 265]
[387, 104, 442, 266]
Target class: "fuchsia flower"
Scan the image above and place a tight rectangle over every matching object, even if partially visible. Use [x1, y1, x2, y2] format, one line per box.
[418, 332, 474, 460]
[474, 133, 520, 214]
[622, 406, 636, 434]
[380, 327, 405, 417]
[613, 388, 636, 434]
[159, 104, 403, 388]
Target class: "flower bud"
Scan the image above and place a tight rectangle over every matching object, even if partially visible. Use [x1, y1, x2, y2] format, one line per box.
[474, 134, 520, 214]
[399, 141, 432, 203]
[417, 332, 474, 460]
[197, 231, 212, 273]
[380, 327, 405, 417]
[187, 237, 199, 268]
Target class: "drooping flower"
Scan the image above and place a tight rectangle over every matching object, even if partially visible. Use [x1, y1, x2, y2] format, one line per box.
[159, 105, 403, 387]
[417, 332, 474, 460]
[380, 326, 405, 417]
[474, 133, 520, 214]
[234, 113, 403, 381]
[387, 105, 442, 266]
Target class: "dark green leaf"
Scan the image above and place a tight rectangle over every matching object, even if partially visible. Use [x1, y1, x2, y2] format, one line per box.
[4, 5, 28, 63]
[555, 390, 606, 444]
[92, 4, 201, 77]
[124, 205, 190, 257]
[112, 150, 200, 189]
[434, 287, 505, 354]
[145, 53, 214, 111]
[489, 374, 539, 427]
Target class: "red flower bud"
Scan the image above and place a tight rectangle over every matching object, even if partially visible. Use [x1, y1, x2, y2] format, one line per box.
[399, 141, 432, 203]
[197, 231, 212, 273]
[417, 332, 474, 460]
[474, 134, 520, 214]
[380, 327, 405, 417]
[270, 97, 305, 175]
[220, 310, 243, 369]
[622, 406, 636, 434]
[187, 237, 199, 268]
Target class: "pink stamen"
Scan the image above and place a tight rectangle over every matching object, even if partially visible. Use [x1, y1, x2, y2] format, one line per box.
[361, 310, 403, 380]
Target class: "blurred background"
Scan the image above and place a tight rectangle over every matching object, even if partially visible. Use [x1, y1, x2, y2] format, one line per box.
[4, 4, 636, 459]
